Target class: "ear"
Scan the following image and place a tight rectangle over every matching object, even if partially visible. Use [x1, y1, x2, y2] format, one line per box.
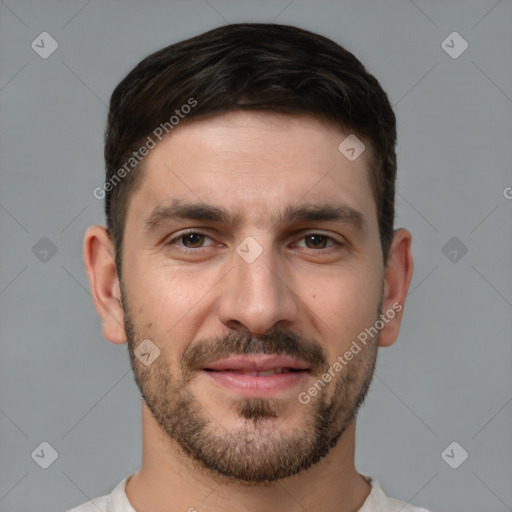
[83, 225, 127, 344]
[378, 228, 414, 347]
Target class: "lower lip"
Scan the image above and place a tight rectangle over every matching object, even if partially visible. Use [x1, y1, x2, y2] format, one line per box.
[203, 370, 308, 397]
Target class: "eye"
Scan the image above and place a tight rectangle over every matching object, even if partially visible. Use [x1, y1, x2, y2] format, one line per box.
[166, 230, 214, 249]
[295, 234, 340, 250]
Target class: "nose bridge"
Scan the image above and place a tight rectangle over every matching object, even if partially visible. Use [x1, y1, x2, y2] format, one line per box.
[218, 237, 298, 334]
[239, 243, 280, 298]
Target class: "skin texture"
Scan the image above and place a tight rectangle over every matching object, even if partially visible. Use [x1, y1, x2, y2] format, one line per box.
[84, 111, 413, 512]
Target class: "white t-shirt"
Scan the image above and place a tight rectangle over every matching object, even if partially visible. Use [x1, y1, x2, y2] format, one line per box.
[67, 475, 432, 512]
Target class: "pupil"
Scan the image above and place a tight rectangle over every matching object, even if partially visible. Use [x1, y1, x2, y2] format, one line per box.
[307, 235, 325, 248]
[184, 233, 203, 247]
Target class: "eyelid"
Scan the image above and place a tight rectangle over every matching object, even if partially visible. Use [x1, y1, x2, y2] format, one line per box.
[165, 229, 345, 251]
[165, 229, 216, 248]
[292, 232, 344, 249]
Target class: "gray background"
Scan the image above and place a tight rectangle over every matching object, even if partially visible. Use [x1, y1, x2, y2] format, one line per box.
[1, 1, 511, 511]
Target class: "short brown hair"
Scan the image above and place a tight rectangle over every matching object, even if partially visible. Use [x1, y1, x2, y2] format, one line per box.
[104, 23, 397, 275]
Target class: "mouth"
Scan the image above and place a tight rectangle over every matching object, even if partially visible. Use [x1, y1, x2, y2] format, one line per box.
[205, 367, 304, 376]
[201, 354, 310, 396]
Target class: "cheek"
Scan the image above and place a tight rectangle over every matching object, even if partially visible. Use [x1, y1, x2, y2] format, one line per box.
[128, 261, 198, 314]
[303, 266, 381, 354]
[125, 263, 218, 351]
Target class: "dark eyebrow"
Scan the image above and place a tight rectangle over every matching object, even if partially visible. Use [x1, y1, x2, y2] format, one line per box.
[144, 199, 366, 233]
[277, 203, 366, 231]
[144, 199, 241, 232]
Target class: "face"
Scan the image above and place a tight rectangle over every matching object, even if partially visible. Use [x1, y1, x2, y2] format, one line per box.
[120, 111, 385, 483]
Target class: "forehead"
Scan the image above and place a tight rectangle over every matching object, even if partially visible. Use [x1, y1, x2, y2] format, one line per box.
[127, 111, 377, 229]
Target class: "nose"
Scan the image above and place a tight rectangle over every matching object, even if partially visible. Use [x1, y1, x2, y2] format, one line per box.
[217, 242, 299, 335]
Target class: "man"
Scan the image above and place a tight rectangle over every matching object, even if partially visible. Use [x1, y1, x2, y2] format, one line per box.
[71, 22, 427, 511]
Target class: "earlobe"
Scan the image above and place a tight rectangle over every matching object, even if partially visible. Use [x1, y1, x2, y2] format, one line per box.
[378, 228, 414, 348]
[83, 225, 127, 344]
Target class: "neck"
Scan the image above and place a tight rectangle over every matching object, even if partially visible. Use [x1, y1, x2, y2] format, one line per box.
[125, 401, 371, 512]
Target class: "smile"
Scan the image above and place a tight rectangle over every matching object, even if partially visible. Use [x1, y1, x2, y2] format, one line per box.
[200, 355, 310, 396]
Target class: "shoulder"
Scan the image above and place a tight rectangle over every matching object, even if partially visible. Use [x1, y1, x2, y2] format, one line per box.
[382, 495, 431, 512]
[65, 476, 132, 512]
[66, 495, 109, 512]
[362, 476, 433, 512]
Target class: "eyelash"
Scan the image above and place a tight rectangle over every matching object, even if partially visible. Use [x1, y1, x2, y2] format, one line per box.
[165, 229, 343, 252]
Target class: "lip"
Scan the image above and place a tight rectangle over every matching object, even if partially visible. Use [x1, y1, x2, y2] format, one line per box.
[201, 354, 310, 397]
[203, 354, 310, 372]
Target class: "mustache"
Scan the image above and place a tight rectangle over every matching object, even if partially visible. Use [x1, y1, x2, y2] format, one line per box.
[180, 330, 329, 377]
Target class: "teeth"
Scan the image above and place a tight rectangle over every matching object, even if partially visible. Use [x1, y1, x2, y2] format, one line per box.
[230, 367, 291, 376]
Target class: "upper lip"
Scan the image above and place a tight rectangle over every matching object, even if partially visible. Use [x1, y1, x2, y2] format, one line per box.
[203, 354, 310, 372]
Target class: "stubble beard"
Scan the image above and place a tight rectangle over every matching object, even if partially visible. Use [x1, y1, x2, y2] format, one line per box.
[123, 300, 379, 484]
